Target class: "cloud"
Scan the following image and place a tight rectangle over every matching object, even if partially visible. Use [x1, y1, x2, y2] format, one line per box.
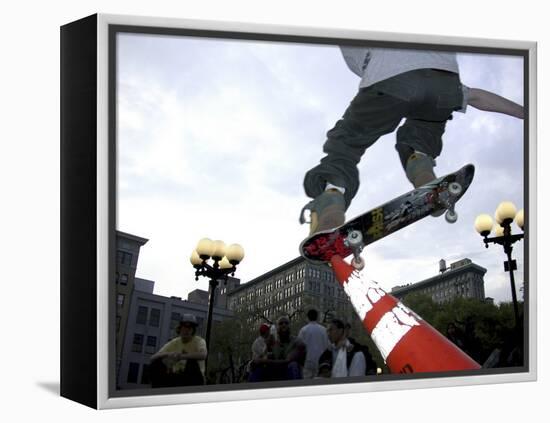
[116, 34, 526, 305]
[458, 53, 524, 104]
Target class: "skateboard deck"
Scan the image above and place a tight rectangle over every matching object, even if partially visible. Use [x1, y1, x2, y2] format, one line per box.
[300, 164, 475, 265]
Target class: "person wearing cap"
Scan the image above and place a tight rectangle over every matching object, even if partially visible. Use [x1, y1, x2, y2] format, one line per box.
[150, 313, 207, 387]
[250, 315, 306, 381]
[247, 322, 274, 382]
[298, 308, 329, 378]
[251, 323, 272, 360]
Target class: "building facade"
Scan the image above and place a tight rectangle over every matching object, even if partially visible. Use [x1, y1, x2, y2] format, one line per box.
[391, 258, 487, 303]
[118, 279, 234, 390]
[227, 257, 357, 329]
[115, 231, 149, 378]
[188, 276, 240, 309]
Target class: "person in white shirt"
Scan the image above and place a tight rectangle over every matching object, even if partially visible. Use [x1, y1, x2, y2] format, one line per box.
[247, 323, 274, 382]
[251, 323, 271, 360]
[300, 46, 524, 237]
[318, 318, 366, 378]
[297, 309, 329, 378]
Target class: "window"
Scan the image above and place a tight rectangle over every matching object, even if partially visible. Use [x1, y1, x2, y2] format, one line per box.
[117, 294, 125, 307]
[116, 316, 121, 332]
[117, 250, 133, 265]
[132, 334, 144, 353]
[145, 336, 157, 354]
[136, 306, 148, 324]
[120, 273, 128, 286]
[149, 308, 161, 327]
[141, 364, 151, 385]
[127, 362, 139, 384]
[170, 312, 181, 330]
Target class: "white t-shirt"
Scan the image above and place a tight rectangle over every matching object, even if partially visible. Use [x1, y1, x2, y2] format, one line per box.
[331, 341, 366, 378]
[340, 46, 460, 88]
[251, 336, 267, 360]
[298, 321, 329, 372]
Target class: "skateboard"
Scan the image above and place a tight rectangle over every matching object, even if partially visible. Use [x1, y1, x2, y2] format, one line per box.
[299, 164, 475, 269]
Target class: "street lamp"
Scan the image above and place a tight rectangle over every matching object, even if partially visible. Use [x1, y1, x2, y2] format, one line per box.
[474, 201, 524, 331]
[190, 238, 245, 367]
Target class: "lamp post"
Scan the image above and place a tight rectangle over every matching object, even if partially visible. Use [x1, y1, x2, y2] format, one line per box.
[474, 201, 524, 331]
[190, 238, 245, 369]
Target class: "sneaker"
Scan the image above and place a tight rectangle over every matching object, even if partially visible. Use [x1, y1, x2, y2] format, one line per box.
[299, 189, 346, 236]
[405, 152, 437, 188]
[405, 152, 444, 217]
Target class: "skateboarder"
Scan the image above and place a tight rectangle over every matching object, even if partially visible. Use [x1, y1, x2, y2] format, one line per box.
[300, 46, 524, 236]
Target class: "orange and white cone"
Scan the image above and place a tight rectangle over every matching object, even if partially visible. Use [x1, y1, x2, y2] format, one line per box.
[331, 255, 480, 373]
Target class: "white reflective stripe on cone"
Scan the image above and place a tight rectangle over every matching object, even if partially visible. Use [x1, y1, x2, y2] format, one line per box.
[370, 303, 420, 360]
[341, 270, 386, 320]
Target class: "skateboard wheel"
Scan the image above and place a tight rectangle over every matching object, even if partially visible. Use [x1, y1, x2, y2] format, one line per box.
[445, 210, 458, 224]
[346, 230, 364, 248]
[351, 256, 365, 270]
[448, 182, 462, 196]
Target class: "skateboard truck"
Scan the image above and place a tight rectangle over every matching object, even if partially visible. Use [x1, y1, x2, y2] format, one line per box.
[442, 182, 462, 224]
[344, 230, 366, 270]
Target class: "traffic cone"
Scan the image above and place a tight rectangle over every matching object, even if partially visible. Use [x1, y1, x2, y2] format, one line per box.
[330, 255, 480, 373]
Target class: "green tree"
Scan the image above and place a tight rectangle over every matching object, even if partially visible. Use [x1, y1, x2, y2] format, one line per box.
[207, 308, 257, 384]
[401, 293, 441, 322]
[399, 294, 523, 366]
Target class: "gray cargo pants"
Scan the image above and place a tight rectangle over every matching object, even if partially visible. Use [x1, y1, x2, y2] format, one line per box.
[303, 68, 464, 208]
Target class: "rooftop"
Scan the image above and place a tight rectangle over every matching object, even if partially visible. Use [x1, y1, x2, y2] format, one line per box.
[391, 259, 487, 295]
[229, 256, 313, 295]
[116, 230, 149, 246]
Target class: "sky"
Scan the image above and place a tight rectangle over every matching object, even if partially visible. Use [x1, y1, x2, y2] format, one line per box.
[116, 32, 525, 306]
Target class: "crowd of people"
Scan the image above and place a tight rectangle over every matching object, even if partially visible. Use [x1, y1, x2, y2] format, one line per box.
[149, 308, 517, 387]
[148, 309, 378, 387]
[247, 309, 377, 382]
